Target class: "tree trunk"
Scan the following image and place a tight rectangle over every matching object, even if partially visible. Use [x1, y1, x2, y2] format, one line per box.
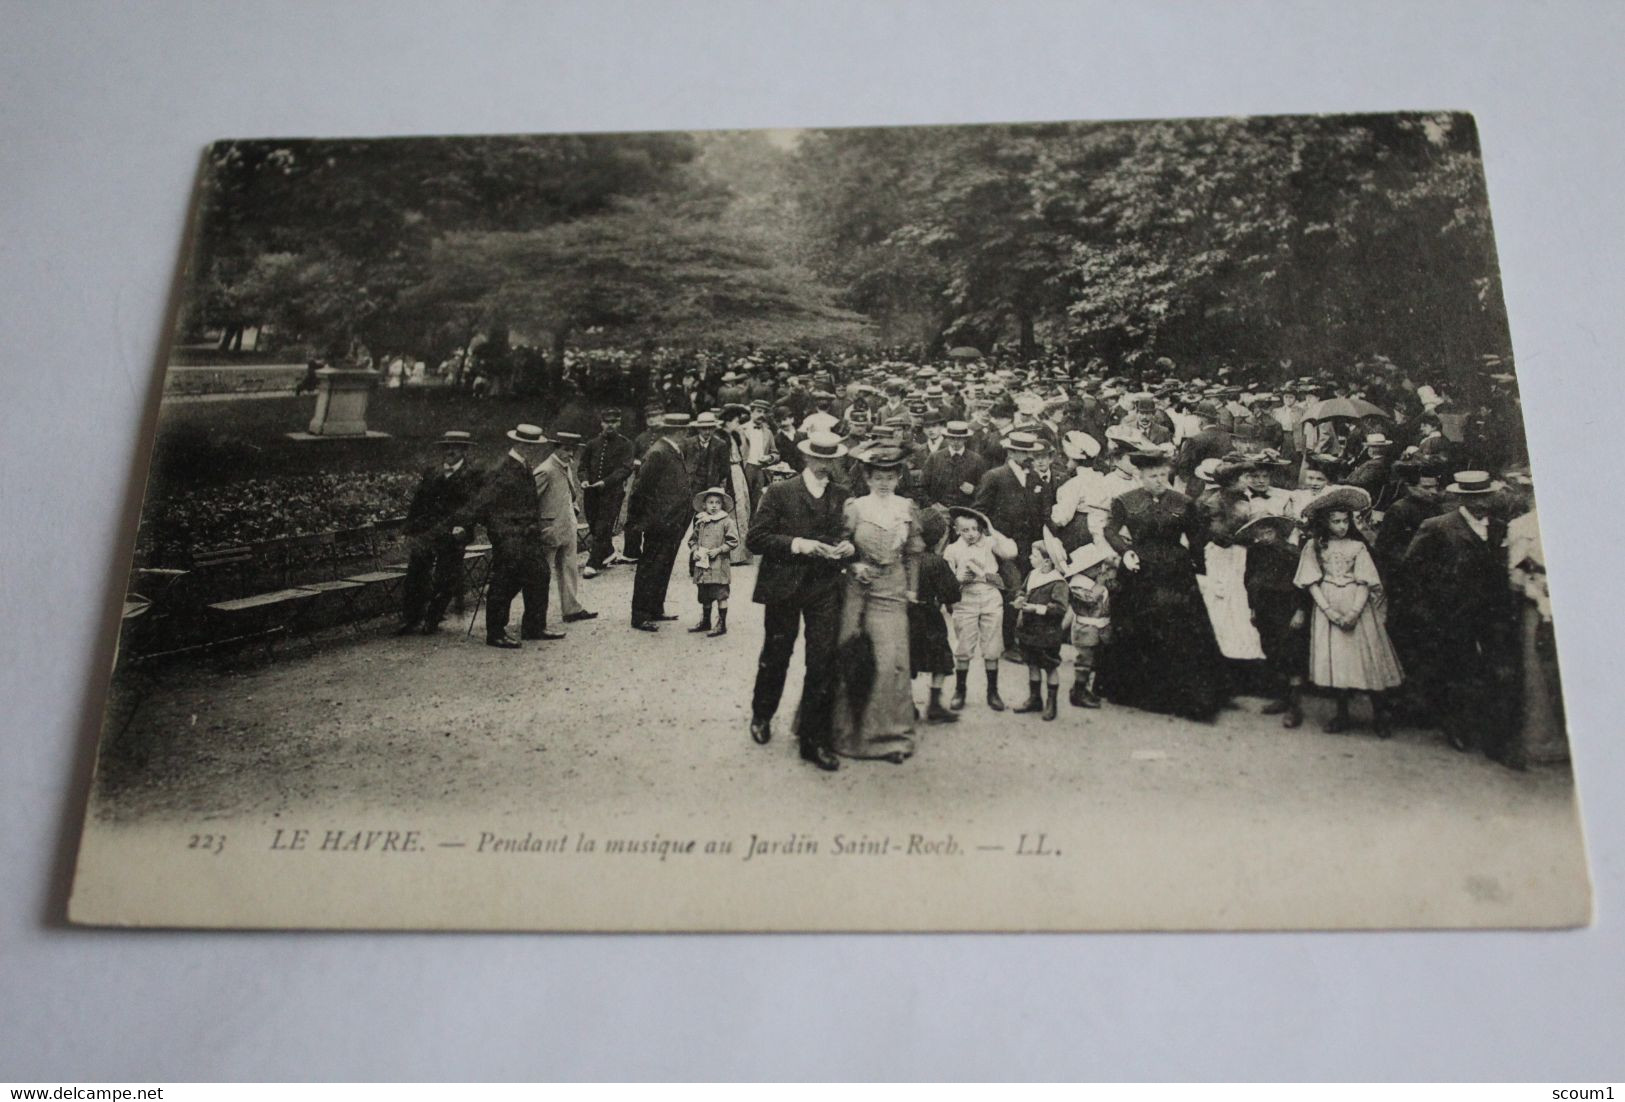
[1018, 311, 1036, 362]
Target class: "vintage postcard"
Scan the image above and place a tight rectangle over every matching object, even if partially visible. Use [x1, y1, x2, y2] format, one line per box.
[69, 113, 1590, 930]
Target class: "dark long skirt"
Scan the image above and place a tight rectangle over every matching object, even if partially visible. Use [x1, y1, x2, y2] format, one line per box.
[1097, 565, 1228, 720]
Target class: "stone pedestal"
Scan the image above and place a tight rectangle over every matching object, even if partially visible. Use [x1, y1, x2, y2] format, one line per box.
[307, 367, 379, 436]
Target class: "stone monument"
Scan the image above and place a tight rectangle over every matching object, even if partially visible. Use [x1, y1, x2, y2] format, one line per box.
[289, 366, 389, 440]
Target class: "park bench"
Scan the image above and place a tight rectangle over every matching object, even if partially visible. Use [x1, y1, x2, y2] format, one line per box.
[194, 544, 317, 656]
[273, 532, 369, 630]
[341, 517, 410, 607]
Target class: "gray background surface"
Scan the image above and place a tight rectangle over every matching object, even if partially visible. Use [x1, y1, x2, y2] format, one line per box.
[2, 0, 1620, 1081]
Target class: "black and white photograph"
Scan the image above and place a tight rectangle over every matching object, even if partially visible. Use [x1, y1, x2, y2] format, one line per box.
[67, 113, 1590, 931]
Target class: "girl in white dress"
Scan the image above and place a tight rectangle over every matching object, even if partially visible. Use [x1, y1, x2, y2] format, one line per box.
[1294, 486, 1404, 736]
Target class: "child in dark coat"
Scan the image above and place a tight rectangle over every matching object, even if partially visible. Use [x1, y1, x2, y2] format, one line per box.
[1238, 514, 1309, 726]
[1011, 529, 1071, 721]
[909, 505, 962, 724]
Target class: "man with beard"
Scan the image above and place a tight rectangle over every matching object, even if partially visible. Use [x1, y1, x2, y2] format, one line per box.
[745, 431, 855, 771]
[396, 430, 477, 635]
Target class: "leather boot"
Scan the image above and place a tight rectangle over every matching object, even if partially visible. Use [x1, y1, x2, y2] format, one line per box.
[1043, 684, 1059, 721]
[688, 605, 711, 632]
[1372, 693, 1392, 739]
[708, 607, 728, 637]
[1069, 675, 1087, 708]
[1079, 671, 1101, 708]
[985, 668, 1005, 711]
[926, 687, 959, 724]
[950, 669, 968, 711]
[1014, 680, 1044, 714]
[1282, 683, 1303, 729]
[1325, 692, 1350, 734]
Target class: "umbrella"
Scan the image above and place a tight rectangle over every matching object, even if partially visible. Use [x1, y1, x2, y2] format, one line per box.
[947, 346, 983, 361]
[1303, 396, 1390, 422]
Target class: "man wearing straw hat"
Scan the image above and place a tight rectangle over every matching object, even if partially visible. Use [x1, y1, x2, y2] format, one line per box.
[1400, 470, 1520, 764]
[456, 424, 561, 648]
[534, 427, 595, 625]
[745, 431, 855, 771]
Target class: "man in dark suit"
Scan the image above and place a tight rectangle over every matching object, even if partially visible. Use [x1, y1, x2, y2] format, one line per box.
[974, 430, 1052, 657]
[626, 413, 695, 631]
[456, 424, 561, 648]
[919, 420, 988, 508]
[1400, 471, 1519, 764]
[685, 411, 731, 498]
[1174, 400, 1231, 495]
[397, 430, 477, 634]
[745, 431, 856, 772]
[580, 407, 635, 574]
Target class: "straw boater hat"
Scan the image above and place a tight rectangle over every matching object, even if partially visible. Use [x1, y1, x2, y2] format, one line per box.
[1001, 430, 1046, 453]
[549, 429, 585, 447]
[661, 412, 694, 429]
[692, 486, 735, 514]
[1234, 514, 1298, 545]
[691, 412, 719, 430]
[796, 430, 848, 461]
[1447, 470, 1504, 495]
[1060, 430, 1102, 461]
[1300, 484, 1372, 519]
[506, 423, 548, 445]
[1064, 542, 1117, 578]
[942, 419, 973, 439]
[438, 430, 473, 447]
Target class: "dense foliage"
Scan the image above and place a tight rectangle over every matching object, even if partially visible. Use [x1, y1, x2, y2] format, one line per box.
[182, 114, 1511, 388]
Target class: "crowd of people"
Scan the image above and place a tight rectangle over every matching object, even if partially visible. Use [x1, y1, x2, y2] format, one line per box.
[390, 349, 1561, 775]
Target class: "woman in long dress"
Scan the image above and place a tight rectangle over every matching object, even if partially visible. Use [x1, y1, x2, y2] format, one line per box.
[829, 443, 925, 763]
[1097, 449, 1228, 721]
[720, 405, 755, 565]
[1197, 457, 1265, 662]
[1294, 486, 1404, 735]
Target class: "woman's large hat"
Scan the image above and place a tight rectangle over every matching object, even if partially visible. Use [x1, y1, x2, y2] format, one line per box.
[1060, 430, 1101, 461]
[1102, 424, 1138, 451]
[1039, 526, 1068, 570]
[854, 441, 909, 469]
[1234, 513, 1298, 544]
[692, 486, 735, 514]
[1447, 470, 1504, 495]
[1126, 445, 1175, 469]
[948, 505, 993, 533]
[506, 423, 548, 445]
[1063, 542, 1116, 577]
[796, 431, 849, 460]
[1300, 484, 1372, 519]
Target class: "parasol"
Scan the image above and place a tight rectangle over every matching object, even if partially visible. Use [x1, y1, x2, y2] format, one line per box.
[947, 346, 984, 361]
[1302, 396, 1390, 422]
